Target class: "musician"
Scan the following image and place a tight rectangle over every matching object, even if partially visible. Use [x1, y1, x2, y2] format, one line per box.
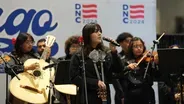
[36, 38, 59, 103]
[5, 32, 40, 104]
[69, 23, 122, 104]
[158, 80, 176, 104]
[112, 32, 133, 104]
[169, 44, 182, 103]
[58, 35, 80, 61]
[6, 32, 40, 77]
[114, 37, 160, 104]
[158, 44, 181, 104]
[116, 32, 133, 57]
[36, 38, 57, 63]
[56, 35, 80, 104]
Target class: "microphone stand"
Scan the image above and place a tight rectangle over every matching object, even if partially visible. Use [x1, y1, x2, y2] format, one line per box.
[48, 66, 53, 104]
[45, 60, 58, 104]
[143, 32, 165, 79]
[0, 55, 20, 104]
[80, 43, 88, 104]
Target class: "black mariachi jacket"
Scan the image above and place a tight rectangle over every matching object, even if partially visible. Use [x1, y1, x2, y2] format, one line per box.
[115, 57, 160, 88]
[111, 50, 126, 99]
[5, 51, 40, 78]
[69, 50, 122, 104]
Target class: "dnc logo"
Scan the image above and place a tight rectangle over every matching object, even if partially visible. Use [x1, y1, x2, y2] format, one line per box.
[75, 3, 98, 24]
[122, 4, 144, 24]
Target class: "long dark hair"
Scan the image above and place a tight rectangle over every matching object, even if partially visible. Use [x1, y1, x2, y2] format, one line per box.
[126, 37, 146, 60]
[82, 23, 108, 56]
[12, 32, 35, 57]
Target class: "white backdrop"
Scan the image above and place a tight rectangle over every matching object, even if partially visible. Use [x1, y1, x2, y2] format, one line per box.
[0, 0, 157, 103]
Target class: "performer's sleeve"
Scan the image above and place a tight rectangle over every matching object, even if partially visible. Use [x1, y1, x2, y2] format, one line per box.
[108, 51, 130, 78]
[110, 51, 124, 73]
[108, 52, 125, 98]
[158, 82, 172, 95]
[151, 62, 162, 81]
[111, 79, 124, 98]
[69, 54, 82, 86]
[86, 77, 99, 88]
[4, 55, 24, 77]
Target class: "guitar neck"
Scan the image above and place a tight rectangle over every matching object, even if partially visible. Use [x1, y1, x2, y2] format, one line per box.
[40, 46, 50, 60]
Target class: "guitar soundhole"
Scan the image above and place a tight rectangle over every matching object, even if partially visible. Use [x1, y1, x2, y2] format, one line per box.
[33, 70, 41, 77]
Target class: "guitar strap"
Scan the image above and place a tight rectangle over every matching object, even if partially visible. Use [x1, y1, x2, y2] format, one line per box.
[89, 49, 106, 81]
[93, 61, 105, 82]
[93, 62, 101, 81]
[100, 61, 105, 82]
[92, 53, 107, 104]
[80, 49, 107, 103]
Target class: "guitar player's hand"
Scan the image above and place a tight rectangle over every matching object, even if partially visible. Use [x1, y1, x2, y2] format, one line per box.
[24, 63, 40, 71]
[46, 47, 51, 59]
[98, 80, 106, 90]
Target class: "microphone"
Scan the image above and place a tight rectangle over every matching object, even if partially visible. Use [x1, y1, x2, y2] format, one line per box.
[102, 36, 120, 47]
[43, 63, 57, 70]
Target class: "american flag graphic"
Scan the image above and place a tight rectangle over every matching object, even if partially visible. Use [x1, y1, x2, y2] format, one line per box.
[129, 4, 144, 19]
[82, 4, 97, 19]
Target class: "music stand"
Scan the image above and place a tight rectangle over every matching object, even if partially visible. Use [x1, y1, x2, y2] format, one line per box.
[53, 60, 71, 104]
[55, 60, 71, 84]
[158, 48, 184, 104]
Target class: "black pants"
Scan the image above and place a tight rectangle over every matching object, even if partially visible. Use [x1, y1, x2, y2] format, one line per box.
[124, 86, 155, 104]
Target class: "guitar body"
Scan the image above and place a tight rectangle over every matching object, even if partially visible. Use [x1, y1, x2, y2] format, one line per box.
[98, 88, 107, 104]
[9, 58, 55, 104]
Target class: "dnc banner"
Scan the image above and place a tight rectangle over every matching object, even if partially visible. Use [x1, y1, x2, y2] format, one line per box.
[0, 0, 156, 103]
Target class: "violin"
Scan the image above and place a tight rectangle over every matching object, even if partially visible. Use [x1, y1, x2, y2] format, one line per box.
[136, 50, 159, 66]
